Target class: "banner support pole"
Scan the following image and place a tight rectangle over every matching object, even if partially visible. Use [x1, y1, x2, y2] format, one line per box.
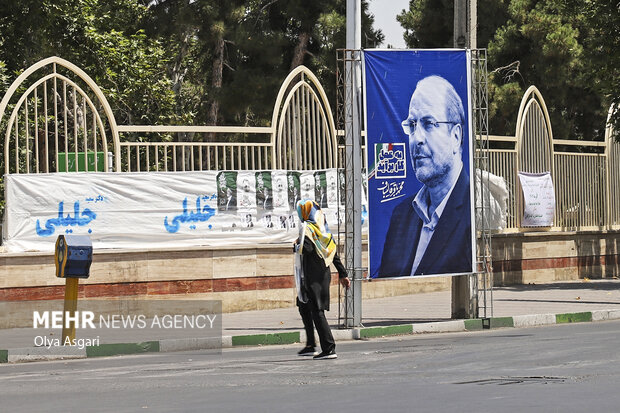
[345, 0, 363, 327]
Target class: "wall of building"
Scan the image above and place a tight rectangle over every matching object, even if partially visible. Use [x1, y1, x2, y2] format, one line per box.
[0, 229, 618, 326]
[491, 230, 620, 285]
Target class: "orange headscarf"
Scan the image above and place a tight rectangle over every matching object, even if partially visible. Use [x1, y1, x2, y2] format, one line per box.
[296, 199, 336, 266]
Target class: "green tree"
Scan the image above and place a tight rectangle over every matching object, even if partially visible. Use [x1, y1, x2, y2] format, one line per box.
[146, 0, 288, 126]
[1, 0, 384, 129]
[397, 0, 612, 140]
[193, 1, 247, 127]
[397, 0, 454, 47]
[292, 0, 383, 112]
[397, 0, 509, 49]
[487, 0, 605, 140]
[141, 0, 203, 125]
[145, 0, 382, 127]
[0, 0, 176, 125]
[565, 0, 620, 138]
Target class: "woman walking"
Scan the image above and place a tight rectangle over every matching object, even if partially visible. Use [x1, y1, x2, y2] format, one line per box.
[294, 199, 350, 360]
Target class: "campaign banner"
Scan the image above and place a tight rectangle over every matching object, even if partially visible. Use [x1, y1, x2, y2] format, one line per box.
[3, 169, 350, 253]
[364, 49, 476, 278]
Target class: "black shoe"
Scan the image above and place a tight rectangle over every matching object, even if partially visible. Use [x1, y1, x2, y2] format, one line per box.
[313, 349, 337, 360]
[297, 346, 317, 356]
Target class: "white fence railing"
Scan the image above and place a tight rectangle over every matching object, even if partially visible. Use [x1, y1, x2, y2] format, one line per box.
[0, 58, 338, 175]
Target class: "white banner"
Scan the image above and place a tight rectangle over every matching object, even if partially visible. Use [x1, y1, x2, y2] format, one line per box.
[518, 171, 555, 227]
[3, 170, 353, 253]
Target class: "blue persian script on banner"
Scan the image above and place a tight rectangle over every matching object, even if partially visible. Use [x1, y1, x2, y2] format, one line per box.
[36, 201, 97, 236]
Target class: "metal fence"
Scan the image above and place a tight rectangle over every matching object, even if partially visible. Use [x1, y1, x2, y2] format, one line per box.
[0, 58, 117, 174]
[606, 106, 620, 228]
[485, 86, 618, 231]
[0, 57, 338, 175]
[1, 57, 618, 232]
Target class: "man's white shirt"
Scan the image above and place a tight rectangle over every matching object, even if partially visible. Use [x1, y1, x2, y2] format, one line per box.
[410, 164, 462, 276]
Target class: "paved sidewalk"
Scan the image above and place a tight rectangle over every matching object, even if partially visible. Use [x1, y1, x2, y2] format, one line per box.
[1, 278, 619, 362]
[222, 278, 620, 335]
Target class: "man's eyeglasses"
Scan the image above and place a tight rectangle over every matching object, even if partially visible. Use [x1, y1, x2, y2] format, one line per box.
[401, 118, 456, 135]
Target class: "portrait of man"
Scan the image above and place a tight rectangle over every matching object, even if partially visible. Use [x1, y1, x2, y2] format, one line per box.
[314, 171, 328, 208]
[225, 188, 237, 211]
[338, 169, 345, 206]
[300, 172, 314, 201]
[288, 213, 297, 229]
[217, 171, 237, 212]
[244, 213, 254, 228]
[287, 172, 301, 210]
[377, 74, 472, 277]
[272, 173, 288, 210]
[263, 214, 274, 228]
[255, 171, 273, 211]
[327, 171, 338, 206]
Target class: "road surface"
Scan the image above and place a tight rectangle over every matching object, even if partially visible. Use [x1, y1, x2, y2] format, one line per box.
[2, 320, 619, 412]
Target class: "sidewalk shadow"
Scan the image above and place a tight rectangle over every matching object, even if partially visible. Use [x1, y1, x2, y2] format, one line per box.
[352, 318, 451, 327]
[605, 236, 620, 278]
[577, 236, 603, 278]
[495, 298, 620, 306]
[499, 280, 620, 292]
[222, 327, 302, 332]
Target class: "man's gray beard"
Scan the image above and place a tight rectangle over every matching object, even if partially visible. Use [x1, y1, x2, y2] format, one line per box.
[414, 162, 451, 188]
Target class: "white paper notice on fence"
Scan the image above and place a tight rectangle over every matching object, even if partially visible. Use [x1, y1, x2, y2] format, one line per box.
[3, 169, 354, 253]
[518, 171, 555, 227]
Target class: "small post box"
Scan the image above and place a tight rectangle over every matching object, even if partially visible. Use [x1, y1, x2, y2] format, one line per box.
[55, 235, 93, 279]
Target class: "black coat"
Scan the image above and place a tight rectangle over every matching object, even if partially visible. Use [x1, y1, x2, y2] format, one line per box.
[298, 236, 347, 311]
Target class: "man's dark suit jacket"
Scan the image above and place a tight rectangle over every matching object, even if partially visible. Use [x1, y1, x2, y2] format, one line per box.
[377, 168, 472, 277]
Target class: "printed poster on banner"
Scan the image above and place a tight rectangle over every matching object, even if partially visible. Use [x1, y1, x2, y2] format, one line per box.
[364, 49, 476, 279]
[518, 171, 555, 227]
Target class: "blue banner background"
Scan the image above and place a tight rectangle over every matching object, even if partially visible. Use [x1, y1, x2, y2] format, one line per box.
[364, 49, 471, 278]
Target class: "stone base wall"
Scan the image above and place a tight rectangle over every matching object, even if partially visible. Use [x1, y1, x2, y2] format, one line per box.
[0, 230, 619, 323]
[491, 230, 620, 285]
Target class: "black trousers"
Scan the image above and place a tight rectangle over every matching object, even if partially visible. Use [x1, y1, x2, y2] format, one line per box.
[298, 299, 335, 353]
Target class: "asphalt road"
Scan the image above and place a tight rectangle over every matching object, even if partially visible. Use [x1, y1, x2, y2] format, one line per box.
[2, 320, 620, 412]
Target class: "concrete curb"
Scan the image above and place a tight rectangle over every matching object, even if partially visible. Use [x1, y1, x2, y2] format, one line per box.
[6, 346, 87, 363]
[2, 309, 619, 363]
[412, 320, 465, 334]
[512, 313, 556, 328]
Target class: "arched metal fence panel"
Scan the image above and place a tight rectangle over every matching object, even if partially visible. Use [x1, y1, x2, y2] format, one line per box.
[0, 57, 120, 174]
[607, 106, 620, 228]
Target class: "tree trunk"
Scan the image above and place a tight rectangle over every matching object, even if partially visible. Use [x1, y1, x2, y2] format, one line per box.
[171, 34, 189, 99]
[207, 36, 225, 130]
[172, 33, 192, 148]
[290, 32, 310, 71]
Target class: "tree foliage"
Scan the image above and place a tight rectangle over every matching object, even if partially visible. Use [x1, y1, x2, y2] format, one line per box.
[0, 0, 383, 129]
[0, 0, 176, 125]
[397, 0, 616, 140]
[397, 0, 509, 49]
[565, 0, 620, 138]
[398, 0, 454, 48]
[145, 0, 382, 127]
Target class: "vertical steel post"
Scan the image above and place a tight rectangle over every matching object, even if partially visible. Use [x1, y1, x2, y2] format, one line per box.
[452, 0, 479, 319]
[454, 0, 468, 48]
[344, 0, 363, 327]
[470, 0, 477, 51]
[472, 49, 493, 319]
